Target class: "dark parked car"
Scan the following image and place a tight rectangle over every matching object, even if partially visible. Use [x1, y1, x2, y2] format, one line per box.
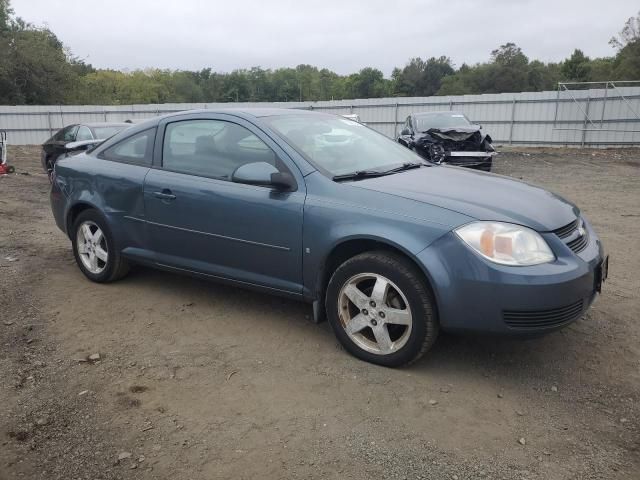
[42, 122, 131, 175]
[49, 109, 607, 367]
[398, 111, 495, 171]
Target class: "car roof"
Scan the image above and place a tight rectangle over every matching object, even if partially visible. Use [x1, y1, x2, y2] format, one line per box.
[413, 111, 464, 117]
[103, 108, 327, 138]
[84, 122, 131, 128]
[159, 107, 317, 121]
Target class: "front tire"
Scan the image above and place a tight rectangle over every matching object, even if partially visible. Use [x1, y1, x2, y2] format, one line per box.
[71, 210, 129, 283]
[325, 251, 438, 367]
[44, 154, 55, 177]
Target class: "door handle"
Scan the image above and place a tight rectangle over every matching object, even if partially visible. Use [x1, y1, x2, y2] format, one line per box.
[153, 190, 176, 201]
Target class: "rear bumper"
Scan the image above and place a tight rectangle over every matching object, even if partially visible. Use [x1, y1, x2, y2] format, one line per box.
[417, 221, 605, 335]
[49, 176, 68, 235]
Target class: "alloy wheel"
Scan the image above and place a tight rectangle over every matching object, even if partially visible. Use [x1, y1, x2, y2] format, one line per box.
[76, 220, 108, 274]
[337, 273, 413, 355]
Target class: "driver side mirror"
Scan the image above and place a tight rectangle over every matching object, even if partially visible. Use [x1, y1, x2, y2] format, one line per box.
[232, 161, 296, 191]
[400, 128, 413, 136]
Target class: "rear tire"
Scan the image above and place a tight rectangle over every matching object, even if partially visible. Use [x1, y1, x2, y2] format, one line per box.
[71, 210, 129, 283]
[325, 251, 438, 367]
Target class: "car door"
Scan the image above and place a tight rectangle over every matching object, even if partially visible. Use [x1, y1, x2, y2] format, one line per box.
[143, 114, 306, 295]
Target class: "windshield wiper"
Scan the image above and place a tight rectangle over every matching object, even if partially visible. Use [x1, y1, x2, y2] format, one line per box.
[380, 162, 423, 174]
[333, 163, 423, 182]
[332, 170, 389, 181]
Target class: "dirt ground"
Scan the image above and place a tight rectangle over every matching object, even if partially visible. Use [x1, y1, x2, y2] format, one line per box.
[0, 145, 638, 480]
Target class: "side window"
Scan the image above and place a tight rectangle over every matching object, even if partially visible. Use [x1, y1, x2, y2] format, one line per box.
[76, 126, 93, 141]
[53, 129, 65, 141]
[100, 129, 154, 165]
[162, 119, 279, 180]
[55, 126, 78, 142]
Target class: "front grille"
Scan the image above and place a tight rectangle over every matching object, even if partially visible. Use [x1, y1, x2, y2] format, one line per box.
[567, 233, 589, 253]
[441, 139, 483, 152]
[552, 219, 579, 239]
[552, 218, 589, 254]
[503, 300, 584, 329]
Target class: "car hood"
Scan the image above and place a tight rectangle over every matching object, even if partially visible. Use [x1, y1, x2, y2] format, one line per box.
[351, 166, 579, 232]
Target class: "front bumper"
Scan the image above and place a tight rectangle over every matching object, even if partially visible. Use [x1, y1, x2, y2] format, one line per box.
[444, 151, 495, 167]
[417, 220, 605, 335]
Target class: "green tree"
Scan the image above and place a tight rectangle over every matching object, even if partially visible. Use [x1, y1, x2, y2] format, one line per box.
[0, 0, 12, 33]
[561, 49, 592, 81]
[488, 43, 530, 92]
[0, 0, 15, 102]
[491, 43, 528, 67]
[350, 67, 388, 98]
[2, 0, 640, 106]
[392, 56, 454, 97]
[609, 11, 640, 50]
[527, 60, 560, 91]
[588, 58, 614, 81]
[0, 0, 85, 104]
[10, 25, 79, 103]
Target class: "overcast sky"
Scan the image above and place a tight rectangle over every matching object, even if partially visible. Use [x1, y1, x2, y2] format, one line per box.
[11, 0, 639, 75]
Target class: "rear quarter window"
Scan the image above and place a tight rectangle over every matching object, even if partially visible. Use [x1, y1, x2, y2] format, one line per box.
[98, 128, 155, 166]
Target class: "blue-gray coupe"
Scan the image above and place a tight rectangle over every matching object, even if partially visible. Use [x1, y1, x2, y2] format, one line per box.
[49, 109, 608, 367]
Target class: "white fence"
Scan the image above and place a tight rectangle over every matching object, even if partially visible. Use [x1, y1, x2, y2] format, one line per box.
[1, 86, 640, 146]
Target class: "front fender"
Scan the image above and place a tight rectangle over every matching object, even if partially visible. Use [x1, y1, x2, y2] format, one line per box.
[301, 172, 471, 301]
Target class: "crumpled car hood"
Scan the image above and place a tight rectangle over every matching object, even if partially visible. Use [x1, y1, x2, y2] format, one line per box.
[425, 126, 481, 142]
[351, 166, 579, 232]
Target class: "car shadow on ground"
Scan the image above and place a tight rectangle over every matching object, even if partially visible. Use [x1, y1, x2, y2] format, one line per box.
[115, 264, 583, 383]
[415, 332, 571, 378]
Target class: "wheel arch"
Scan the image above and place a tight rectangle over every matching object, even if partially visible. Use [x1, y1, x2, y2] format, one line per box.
[314, 236, 439, 322]
[65, 201, 102, 238]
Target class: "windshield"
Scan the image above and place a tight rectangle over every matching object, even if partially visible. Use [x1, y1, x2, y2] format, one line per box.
[264, 114, 423, 176]
[414, 112, 472, 132]
[92, 125, 129, 139]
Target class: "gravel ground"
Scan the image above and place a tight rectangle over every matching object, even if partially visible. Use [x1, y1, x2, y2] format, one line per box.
[0, 145, 638, 480]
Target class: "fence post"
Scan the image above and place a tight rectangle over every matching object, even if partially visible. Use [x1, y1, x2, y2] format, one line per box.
[47, 111, 53, 137]
[394, 102, 399, 137]
[553, 86, 560, 129]
[581, 96, 591, 147]
[600, 82, 608, 127]
[509, 99, 517, 145]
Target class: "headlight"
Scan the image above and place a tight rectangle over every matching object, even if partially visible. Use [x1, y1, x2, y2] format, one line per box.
[454, 221, 555, 266]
